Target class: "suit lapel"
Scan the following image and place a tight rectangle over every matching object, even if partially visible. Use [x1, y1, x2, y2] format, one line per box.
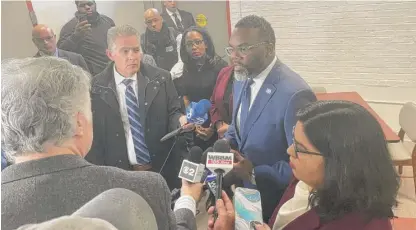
[240, 64, 280, 147]
[232, 80, 245, 142]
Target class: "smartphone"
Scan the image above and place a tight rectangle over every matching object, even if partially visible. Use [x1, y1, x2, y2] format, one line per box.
[234, 187, 263, 230]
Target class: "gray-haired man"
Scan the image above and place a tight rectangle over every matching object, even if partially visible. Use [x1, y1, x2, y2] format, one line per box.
[1, 57, 202, 230]
[87, 24, 191, 190]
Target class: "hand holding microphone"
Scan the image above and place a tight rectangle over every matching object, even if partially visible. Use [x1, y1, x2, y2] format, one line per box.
[161, 99, 212, 142]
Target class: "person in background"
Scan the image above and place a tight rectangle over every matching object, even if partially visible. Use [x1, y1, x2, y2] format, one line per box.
[141, 8, 179, 71]
[1, 57, 203, 230]
[208, 101, 400, 230]
[32, 24, 89, 72]
[87, 25, 189, 190]
[58, 0, 115, 75]
[224, 15, 316, 222]
[161, 0, 195, 34]
[173, 27, 227, 150]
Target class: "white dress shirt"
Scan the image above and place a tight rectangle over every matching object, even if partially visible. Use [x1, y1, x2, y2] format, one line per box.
[166, 9, 182, 27]
[273, 181, 311, 230]
[236, 56, 277, 131]
[114, 66, 140, 165]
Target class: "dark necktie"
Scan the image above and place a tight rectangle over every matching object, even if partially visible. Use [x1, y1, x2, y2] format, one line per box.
[239, 78, 254, 134]
[122, 79, 151, 165]
[172, 13, 184, 32]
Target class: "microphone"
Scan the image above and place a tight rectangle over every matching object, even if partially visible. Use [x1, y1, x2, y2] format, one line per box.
[178, 146, 206, 183]
[206, 140, 234, 202]
[160, 99, 212, 142]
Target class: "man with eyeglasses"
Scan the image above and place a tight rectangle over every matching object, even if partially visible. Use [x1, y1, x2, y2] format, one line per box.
[57, 0, 115, 75]
[32, 24, 89, 72]
[141, 8, 179, 71]
[223, 15, 316, 222]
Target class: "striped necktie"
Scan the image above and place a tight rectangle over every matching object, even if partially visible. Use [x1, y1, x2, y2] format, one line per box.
[172, 13, 184, 32]
[122, 79, 151, 165]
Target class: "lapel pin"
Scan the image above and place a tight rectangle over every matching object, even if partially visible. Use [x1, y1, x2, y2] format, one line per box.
[266, 88, 272, 94]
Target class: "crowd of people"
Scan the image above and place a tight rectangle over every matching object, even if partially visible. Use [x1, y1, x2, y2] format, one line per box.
[1, 0, 401, 230]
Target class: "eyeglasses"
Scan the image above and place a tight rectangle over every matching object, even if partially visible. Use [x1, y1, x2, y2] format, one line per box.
[292, 126, 322, 158]
[224, 42, 269, 56]
[145, 18, 161, 25]
[33, 35, 55, 43]
[185, 39, 204, 48]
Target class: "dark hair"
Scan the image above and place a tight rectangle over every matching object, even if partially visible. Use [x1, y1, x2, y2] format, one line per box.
[296, 100, 399, 222]
[235, 15, 276, 46]
[180, 26, 222, 71]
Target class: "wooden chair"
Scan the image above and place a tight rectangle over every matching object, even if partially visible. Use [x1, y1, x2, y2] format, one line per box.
[388, 102, 416, 194]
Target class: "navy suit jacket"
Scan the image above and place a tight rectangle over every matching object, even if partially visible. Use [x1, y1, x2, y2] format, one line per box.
[225, 60, 316, 187]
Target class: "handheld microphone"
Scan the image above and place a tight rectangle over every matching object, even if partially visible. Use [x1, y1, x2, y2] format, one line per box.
[206, 140, 234, 202]
[160, 99, 212, 142]
[178, 146, 206, 183]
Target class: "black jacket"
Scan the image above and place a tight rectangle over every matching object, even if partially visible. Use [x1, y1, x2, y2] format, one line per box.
[161, 9, 196, 33]
[141, 24, 179, 71]
[87, 62, 186, 188]
[34, 49, 90, 73]
[57, 13, 115, 75]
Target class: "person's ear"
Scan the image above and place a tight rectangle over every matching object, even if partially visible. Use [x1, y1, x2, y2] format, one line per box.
[75, 112, 86, 137]
[106, 49, 114, 61]
[265, 43, 274, 57]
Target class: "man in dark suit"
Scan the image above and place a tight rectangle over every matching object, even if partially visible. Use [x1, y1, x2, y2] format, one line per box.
[224, 15, 316, 222]
[161, 0, 195, 33]
[1, 57, 202, 230]
[32, 24, 89, 72]
[87, 25, 190, 189]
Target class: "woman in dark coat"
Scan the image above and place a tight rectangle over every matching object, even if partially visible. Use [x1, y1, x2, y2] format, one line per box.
[174, 26, 227, 150]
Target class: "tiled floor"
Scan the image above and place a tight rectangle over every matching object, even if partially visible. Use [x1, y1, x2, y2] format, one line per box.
[196, 143, 416, 229]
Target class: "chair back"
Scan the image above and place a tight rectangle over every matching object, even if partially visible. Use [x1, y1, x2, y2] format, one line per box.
[399, 102, 416, 142]
[311, 86, 327, 93]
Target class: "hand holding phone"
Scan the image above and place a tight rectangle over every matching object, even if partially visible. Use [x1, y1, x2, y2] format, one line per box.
[75, 15, 91, 35]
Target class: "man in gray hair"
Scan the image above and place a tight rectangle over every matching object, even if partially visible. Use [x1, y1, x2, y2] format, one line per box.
[1, 57, 202, 230]
[87, 24, 190, 190]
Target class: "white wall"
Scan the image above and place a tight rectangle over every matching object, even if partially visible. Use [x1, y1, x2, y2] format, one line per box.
[230, 1, 416, 133]
[31, 0, 145, 38]
[1, 1, 38, 60]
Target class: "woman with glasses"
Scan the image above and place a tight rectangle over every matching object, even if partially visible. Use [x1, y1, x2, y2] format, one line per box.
[173, 26, 227, 150]
[207, 100, 399, 230]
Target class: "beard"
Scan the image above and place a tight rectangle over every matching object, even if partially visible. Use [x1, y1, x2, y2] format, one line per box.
[233, 67, 249, 81]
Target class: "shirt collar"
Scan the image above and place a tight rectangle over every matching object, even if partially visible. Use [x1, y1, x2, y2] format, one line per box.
[113, 65, 137, 86]
[253, 56, 277, 84]
[39, 48, 58, 57]
[167, 9, 179, 17]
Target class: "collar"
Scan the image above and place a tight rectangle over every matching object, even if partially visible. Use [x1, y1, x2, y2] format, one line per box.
[39, 48, 58, 57]
[113, 65, 137, 86]
[1, 154, 91, 184]
[252, 56, 277, 85]
[166, 8, 179, 17]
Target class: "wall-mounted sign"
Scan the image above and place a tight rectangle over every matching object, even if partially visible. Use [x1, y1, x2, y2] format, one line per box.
[196, 14, 207, 28]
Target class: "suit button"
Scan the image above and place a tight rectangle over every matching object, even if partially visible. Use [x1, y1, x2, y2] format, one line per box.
[147, 129, 150, 132]
[154, 87, 157, 90]
[145, 102, 148, 106]
[118, 160, 122, 163]
[116, 133, 119, 137]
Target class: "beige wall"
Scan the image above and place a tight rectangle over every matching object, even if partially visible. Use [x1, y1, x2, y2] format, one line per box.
[1, 1, 38, 60]
[230, 1, 416, 133]
[31, 0, 145, 37]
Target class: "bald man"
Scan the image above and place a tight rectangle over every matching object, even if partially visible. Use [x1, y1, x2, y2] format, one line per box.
[32, 24, 90, 72]
[141, 8, 179, 71]
[161, 1, 195, 33]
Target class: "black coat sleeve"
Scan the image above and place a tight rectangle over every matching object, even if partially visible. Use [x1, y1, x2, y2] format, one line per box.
[165, 73, 184, 132]
[57, 20, 83, 52]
